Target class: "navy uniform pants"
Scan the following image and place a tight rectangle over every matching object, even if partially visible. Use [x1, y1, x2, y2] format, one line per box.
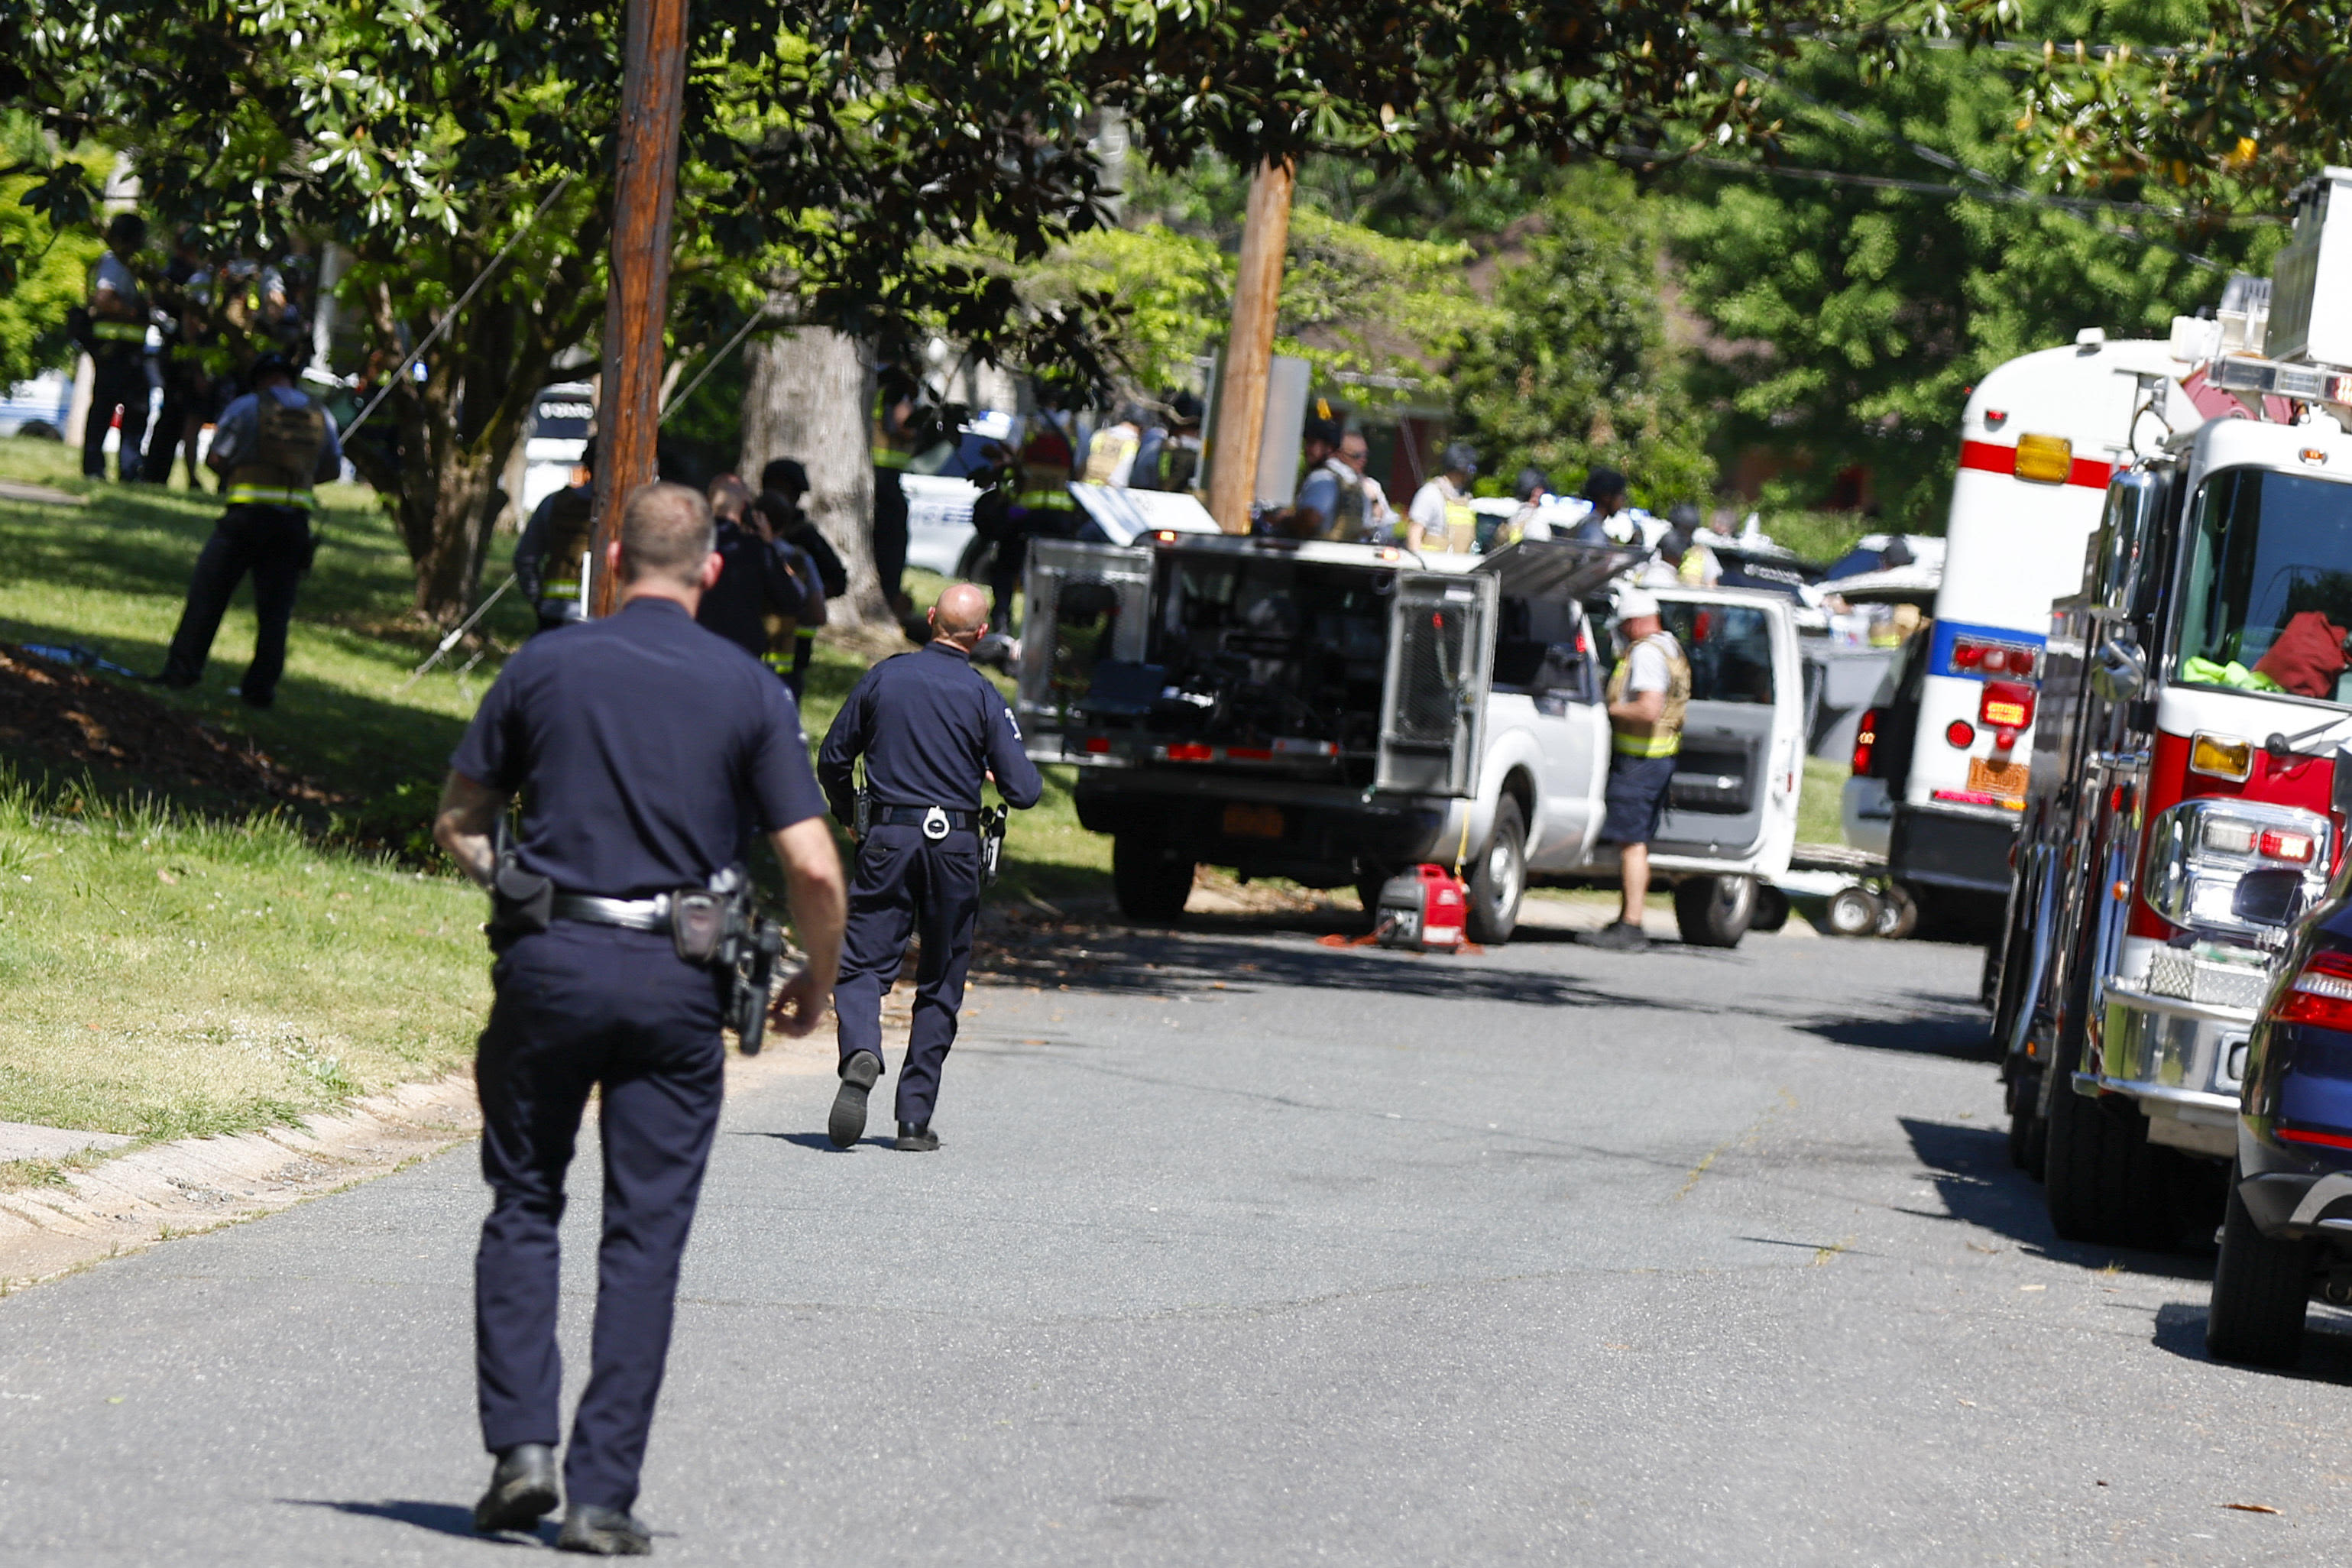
[872, 465, 909, 606]
[834, 823, 982, 1129]
[81, 345, 148, 482]
[161, 504, 312, 703]
[474, 923, 728, 1514]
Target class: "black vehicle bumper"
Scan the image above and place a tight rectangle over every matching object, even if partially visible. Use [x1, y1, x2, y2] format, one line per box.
[2237, 1121, 2352, 1238]
[1074, 773, 1445, 887]
[1891, 802, 2019, 896]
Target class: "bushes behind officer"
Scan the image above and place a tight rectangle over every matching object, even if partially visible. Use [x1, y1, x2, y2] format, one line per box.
[154, 351, 341, 707]
[432, 481, 847, 1553]
[818, 583, 1042, 1151]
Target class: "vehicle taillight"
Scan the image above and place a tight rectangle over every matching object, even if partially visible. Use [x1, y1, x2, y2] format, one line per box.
[2261, 829, 2317, 864]
[1952, 638, 2038, 679]
[2189, 731, 2254, 782]
[2015, 433, 2074, 484]
[1083, 737, 1111, 754]
[2275, 952, 2352, 1032]
[1852, 708, 1879, 775]
[1947, 720, 1976, 750]
[1166, 744, 1213, 762]
[1980, 681, 2035, 730]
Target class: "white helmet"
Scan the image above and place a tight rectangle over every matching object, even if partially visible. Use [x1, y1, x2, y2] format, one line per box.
[1614, 587, 1661, 622]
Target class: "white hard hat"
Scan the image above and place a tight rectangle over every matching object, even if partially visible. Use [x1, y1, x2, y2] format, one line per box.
[1615, 587, 1661, 621]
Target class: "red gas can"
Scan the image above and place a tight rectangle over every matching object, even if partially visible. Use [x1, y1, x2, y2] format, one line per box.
[1375, 863, 1468, 951]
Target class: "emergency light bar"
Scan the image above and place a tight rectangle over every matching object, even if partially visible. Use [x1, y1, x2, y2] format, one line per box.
[2207, 355, 2352, 407]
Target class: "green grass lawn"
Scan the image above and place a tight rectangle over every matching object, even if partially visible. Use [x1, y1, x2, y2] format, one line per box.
[1799, 756, 1850, 847]
[0, 436, 1106, 1161]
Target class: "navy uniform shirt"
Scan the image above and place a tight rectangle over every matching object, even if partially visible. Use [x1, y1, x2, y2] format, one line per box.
[818, 641, 1044, 822]
[451, 598, 827, 896]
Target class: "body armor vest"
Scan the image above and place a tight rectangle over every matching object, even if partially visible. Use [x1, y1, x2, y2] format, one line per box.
[537, 488, 598, 599]
[226, 395, 329, 509]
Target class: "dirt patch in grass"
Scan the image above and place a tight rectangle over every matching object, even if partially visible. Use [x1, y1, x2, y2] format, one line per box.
[0, 644, 342, 808]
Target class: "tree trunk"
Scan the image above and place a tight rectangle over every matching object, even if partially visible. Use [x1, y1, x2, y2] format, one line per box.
[740, 320, 888, 624]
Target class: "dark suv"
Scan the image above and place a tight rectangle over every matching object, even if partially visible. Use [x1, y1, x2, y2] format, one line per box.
[2209, 890, 2352, 1366]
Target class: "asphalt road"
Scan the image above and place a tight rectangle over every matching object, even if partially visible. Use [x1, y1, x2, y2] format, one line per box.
[3, 905, 2348, 1565]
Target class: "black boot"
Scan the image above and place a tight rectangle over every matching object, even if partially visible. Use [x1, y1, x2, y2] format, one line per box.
[556, 1503, 653, 1556]
[894, 1122, 941, 1152]
[473, 1442, 558, 1534]
[828, 1051, 882, 1148]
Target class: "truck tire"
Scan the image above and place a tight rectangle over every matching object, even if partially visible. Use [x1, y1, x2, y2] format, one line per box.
[1874, 884, 1920, 940]
[1826, 886, 1881, 937]
[2207, 1171, 2312, 1369]
[2006, 1067, 2047, 1178]
[1464, 797, 1527, 945]
[1112, 834, 1194, 924]
[1673, 875, 1755, 949]
[2043, 1074, 2183, 1249]
[1751, 884, 1792, 934]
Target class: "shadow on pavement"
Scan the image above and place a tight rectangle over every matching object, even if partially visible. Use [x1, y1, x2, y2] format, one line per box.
[2150, 1299, 2352, 1385]
[978, 916, 1732, 1013]
[280, 1498, 552, 1545]
[742, 1131, 896, 1153]
[1802, 995, 1996, 1061]
[1897, 1117, 2214, 1281]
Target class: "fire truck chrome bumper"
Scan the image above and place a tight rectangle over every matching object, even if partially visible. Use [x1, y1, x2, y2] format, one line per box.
[2082, 983, 2250, 1155]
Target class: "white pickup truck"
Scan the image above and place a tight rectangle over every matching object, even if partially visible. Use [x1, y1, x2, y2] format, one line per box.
[1019, 533, 1807, 944]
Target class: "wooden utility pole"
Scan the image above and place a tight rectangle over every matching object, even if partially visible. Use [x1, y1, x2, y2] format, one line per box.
[1207, 158, 1296, 534]
[588, 0, 690, 614]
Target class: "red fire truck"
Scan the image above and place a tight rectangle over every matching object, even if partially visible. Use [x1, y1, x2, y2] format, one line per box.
[1997, 168, 2352, 1246]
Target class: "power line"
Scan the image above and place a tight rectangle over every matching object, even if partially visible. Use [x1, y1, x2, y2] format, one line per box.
[342, 173, 576, 441]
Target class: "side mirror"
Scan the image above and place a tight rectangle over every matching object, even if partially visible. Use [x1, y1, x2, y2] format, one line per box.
[2089, 637, 2149, 703]
[2093, 470, 2165, 613]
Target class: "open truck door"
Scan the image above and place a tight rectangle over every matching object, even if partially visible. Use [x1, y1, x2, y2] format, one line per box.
[1016, 538, 1155, 765]
[1377, 570, 1498, 797]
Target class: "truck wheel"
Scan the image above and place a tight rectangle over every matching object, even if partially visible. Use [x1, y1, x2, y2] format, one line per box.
[1112, 834, 1194, 923]
[1826, 886, 1881, 937]
[1673, 875, 1755, 949]
[1874, 884, 1919, 940]
[1751, 884, 1792, 935]
[2004, 1068, 2046, 1178]
[2043, 1077, 2184, 1249]
[2207, 1171, 2312, 1368]
[1464, 797, 1527, 945]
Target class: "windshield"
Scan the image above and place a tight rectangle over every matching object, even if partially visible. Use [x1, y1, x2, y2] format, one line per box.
[2176, 468, 2352, 703]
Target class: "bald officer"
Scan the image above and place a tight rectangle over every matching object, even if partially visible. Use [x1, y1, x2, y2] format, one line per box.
[433, 481, 847, 1553]
[818, 583, 1042, 1151]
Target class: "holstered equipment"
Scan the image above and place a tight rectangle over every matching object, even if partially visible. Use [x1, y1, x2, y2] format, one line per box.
[979, 805, 1008, 886]
[486, 818, 554, 940]
[521, 865, 787, 1055]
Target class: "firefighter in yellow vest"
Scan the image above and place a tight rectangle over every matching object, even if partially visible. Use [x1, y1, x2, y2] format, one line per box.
[1587, 587, 1691, 953]
[154, 352, 342, 708]
[514, 443, 599, 633]
[80, 213, 153, 484]
[870, 364, 922, 614]
[1404, 442, 1479, 553]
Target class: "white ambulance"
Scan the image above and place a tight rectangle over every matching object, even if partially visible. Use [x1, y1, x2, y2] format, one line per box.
[1846, 331, 2197, 929]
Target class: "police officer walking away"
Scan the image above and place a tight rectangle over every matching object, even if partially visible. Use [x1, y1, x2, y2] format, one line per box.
[432, 481, 847, 1554]
[153, 352, 341, 707]
[818, 583, 1042, 1151]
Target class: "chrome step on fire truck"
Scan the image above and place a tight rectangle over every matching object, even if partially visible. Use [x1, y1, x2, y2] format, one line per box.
[1998, 167, 2352, 1248]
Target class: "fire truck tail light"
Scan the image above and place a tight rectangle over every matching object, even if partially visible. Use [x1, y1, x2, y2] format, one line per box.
[1979, 681, 2034, 729]
[1851, 708, 1879, 775]
[2188, 731, 2254, 782]
[1951, 639, 2039, 679]
[1946, 720, 1976, 749]
[2277, 953, 2352, 1032]
[2014, 434, 2075, 484]
[2262, 829, 2317, 863]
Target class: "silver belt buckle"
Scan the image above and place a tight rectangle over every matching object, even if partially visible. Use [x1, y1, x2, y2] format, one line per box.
[921, 806, 950, 841]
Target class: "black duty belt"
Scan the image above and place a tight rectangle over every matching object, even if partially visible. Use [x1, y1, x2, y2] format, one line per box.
[872, 805, 978, 837]
[552, 893, 677, 931]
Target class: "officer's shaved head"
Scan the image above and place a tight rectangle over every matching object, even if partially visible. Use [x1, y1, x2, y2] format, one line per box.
[931, 582, 990, 643]
[619, 482, 714, 586]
